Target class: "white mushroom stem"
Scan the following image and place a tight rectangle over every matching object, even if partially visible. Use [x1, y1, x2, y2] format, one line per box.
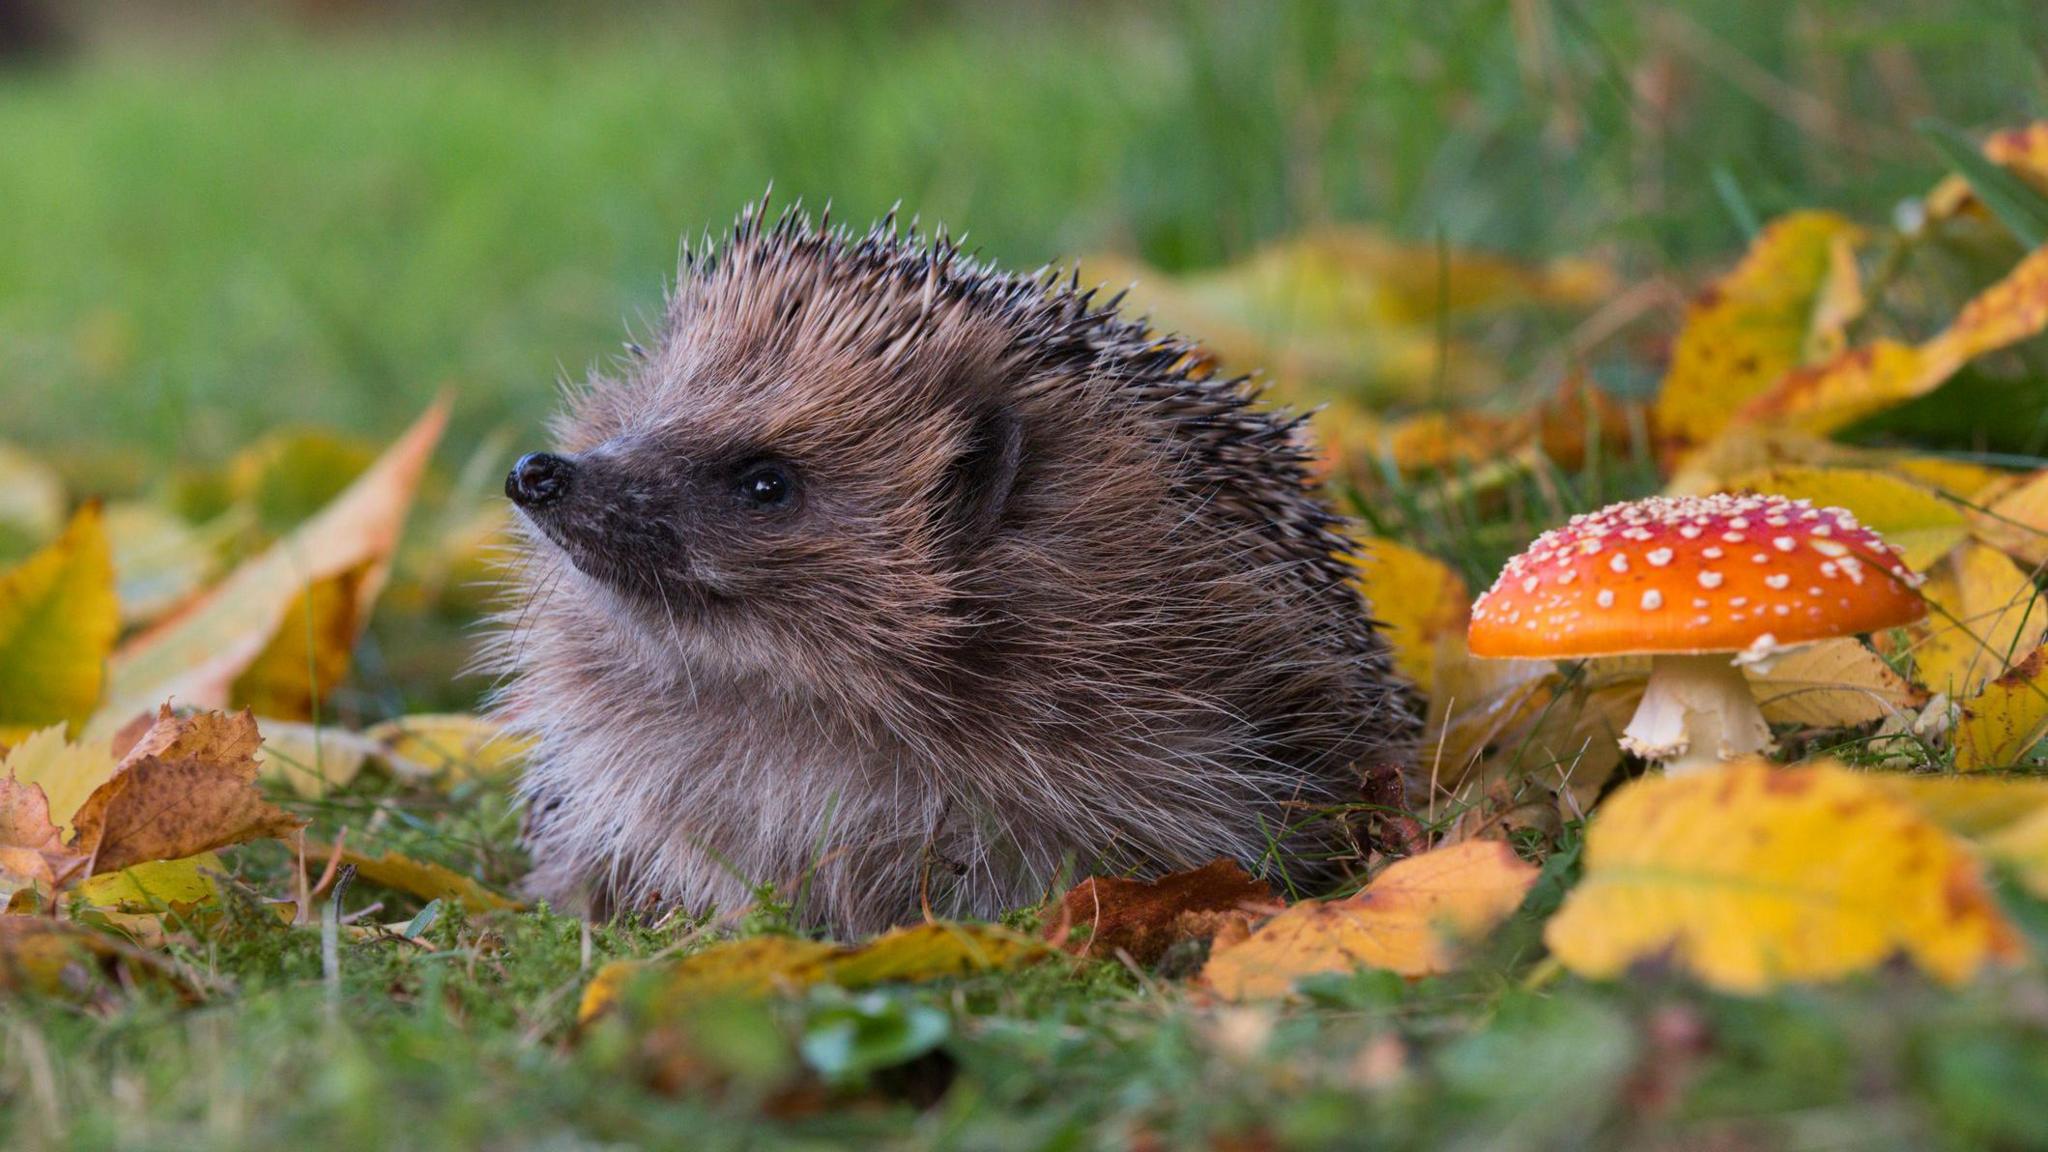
[1618, 653, 1774, 776]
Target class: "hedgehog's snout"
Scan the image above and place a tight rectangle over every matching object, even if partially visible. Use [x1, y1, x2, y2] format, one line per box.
[507, 452, 575, 510]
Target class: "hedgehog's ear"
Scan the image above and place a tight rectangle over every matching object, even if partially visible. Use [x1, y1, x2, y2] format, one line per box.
[943, 407, 1022, 548]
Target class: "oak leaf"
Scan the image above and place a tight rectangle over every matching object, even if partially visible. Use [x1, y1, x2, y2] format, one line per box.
[1545, 758, 2023, 993]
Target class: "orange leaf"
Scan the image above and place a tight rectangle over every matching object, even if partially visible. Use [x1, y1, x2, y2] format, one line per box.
[1200, 841, 1538, 999]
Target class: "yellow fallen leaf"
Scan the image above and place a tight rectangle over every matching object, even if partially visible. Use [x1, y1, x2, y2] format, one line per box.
[230, 563, 370, 722]
[1739, 245, 2048, 435]
[578, 922, 1054, 1024]
[0, 724, 116, 836]
[0, 441, 65, 551]
[1878, 773, 2048, 838]
[1346, 539, 1469, 699]
[1545, 758, 2024, 993]
[821, 922, 1053, 987]
[99, 399, 448, 729]
[1876, 772, 2048, 899]
[1653, 212, 1866, 458]
[1896, 543, 2048, 699]
[305, 841, 521, 913]
[1971, 467, 2048, 567]
[1088, 228, 1610, 406]
[1721, 466, 1966, 571]
[579, 936, 840, 1022]
[1951, 646, 2048, 770]
[254, 721, 375, 798]
[1200, 841, 1539, 1000]
[0, 916, 199, 1002]
[69, 707, 303, 876]
[74, 852, 225, 914]
[364, 713, 534, 785]
[101, 501, 230, 629]
[1749, 637, 1927, 729]
[0, 505, 118, 741]
[1424, 654, 1640, 809]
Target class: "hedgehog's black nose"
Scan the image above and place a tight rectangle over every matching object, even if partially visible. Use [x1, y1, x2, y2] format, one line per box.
[507, 452, 573, 509]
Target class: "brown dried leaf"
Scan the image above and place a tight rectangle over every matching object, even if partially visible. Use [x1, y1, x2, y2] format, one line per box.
[0, 776, 81, 906]
[70, 707, 303, 876]
[1050, 859, 1276, 965]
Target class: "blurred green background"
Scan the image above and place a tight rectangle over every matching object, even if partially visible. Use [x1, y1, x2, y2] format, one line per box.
[1, 0, 2043, 478]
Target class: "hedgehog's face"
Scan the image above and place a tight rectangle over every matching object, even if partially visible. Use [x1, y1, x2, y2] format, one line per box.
[506, 378, 1024, 678]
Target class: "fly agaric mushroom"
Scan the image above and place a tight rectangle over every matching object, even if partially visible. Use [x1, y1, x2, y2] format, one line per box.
[1467, 493, 1927, 775]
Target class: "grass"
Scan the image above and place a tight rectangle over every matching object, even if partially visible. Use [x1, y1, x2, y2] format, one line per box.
[3, 1, 2045, 472]
[7, 2, 2048, 1149]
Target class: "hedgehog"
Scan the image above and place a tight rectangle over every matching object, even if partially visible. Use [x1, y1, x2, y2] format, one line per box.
[489, 201, 1418, 936]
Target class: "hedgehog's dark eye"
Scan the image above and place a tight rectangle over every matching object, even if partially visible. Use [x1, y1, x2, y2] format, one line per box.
[735, 461, 797, 511]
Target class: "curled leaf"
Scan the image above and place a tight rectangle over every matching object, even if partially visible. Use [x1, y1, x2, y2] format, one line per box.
[70, 707, 303, 876]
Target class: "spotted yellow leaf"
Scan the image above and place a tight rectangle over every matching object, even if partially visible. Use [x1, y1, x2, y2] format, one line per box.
[1971, 467, 2048, 568]
[1952, 646, 2048, 770]
[1897, 543, 2048, 699]
[1721, 466, 1965, 571]
[1546, 758, 2023, 992]
[1653, 211, 1866, 458]
[1739, 245, 2048, 435]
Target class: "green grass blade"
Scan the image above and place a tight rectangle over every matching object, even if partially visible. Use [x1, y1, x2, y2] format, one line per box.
[1919, 118, 2048, 249]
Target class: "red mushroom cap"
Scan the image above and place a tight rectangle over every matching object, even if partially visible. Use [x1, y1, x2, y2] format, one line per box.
[1468, 493, 1927, 659]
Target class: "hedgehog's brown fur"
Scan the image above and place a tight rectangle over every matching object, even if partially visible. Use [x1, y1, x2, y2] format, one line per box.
[488, 200, 1418, 935]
